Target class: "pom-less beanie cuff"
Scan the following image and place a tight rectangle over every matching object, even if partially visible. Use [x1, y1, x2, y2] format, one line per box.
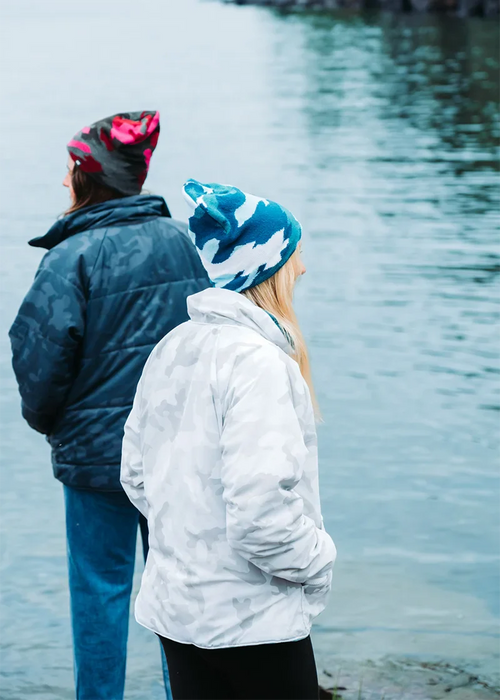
[182, 179, 302, 293]
[67, 111, 160, 196]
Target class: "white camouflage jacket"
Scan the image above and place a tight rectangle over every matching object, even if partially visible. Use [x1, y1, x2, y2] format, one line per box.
[121, 287, 336, 648]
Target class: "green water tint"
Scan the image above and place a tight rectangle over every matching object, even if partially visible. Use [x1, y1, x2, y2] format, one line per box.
[0, 1, 498, 697]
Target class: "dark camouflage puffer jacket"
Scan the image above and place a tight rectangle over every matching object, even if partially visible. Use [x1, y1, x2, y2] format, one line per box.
[9, 195, 209, 491]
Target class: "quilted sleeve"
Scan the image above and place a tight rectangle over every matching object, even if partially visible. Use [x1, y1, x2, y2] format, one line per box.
[9, 265, 86, 435]
[219, 344, 336, 588]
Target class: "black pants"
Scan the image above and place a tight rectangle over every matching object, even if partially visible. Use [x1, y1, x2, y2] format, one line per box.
[159, 635, 319, 700]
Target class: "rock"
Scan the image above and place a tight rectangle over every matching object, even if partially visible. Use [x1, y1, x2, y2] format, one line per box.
[316, 658, 500, 700]
[224, 0, 499, 15]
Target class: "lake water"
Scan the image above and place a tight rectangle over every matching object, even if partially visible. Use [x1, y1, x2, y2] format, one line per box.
[0, 0, 499, 697]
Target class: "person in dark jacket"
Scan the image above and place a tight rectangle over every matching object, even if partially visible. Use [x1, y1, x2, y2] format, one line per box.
[9, 111, 209, 700]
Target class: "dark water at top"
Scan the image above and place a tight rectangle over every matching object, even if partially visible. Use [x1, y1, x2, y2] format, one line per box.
[0, 1, 499, 697]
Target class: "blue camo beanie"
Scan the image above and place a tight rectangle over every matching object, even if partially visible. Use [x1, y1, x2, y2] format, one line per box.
[182, 179, 302, 292]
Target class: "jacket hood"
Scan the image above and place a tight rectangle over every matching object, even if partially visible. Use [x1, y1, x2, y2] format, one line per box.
[29, 194, 171, 250]
[187, 287, 293, 355]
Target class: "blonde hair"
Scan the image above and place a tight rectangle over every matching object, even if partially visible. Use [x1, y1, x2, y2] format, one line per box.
[242, 249, 320, 417]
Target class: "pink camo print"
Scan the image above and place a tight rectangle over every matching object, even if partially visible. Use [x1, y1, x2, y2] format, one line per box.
[67, 138, 91, 154]
[143, 148, 153, 170]
[110, 111, 160, 145]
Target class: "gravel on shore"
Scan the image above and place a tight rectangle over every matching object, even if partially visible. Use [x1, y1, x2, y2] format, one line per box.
[317, 658, 500, 700]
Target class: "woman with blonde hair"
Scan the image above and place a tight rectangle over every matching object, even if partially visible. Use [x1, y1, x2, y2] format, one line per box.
[121, 180, 337, 699]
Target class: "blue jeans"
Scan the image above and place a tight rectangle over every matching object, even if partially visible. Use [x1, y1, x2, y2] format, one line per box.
[64, 485, 172, 700]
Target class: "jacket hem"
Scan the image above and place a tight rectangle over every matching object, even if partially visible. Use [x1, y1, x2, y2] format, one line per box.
[61, 483, 124, 493]
[135, 617, 311, 650]
[54, 462, 123, 492]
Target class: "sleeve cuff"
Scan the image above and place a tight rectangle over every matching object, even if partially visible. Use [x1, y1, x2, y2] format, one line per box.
[21, 402, 55, 435]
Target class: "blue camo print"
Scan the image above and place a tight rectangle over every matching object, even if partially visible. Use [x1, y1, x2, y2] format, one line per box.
[9, 195, 209, 491]
[182, 179, 302, 292]
[121, 287, 337, 647]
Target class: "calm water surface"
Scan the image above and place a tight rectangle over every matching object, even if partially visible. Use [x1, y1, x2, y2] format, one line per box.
[0, 0, 499, 697]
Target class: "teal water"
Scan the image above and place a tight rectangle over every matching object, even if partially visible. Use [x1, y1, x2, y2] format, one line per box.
[0, 1, 499, 697]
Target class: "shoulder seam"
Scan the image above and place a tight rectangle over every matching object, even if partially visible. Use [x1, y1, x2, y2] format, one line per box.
[211, 328, 224, 435]
[38, 266, 85, 297]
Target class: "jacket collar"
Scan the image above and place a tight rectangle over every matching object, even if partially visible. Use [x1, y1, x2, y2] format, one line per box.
[29, 194, 171, 250]
[187, 287, 293, 355]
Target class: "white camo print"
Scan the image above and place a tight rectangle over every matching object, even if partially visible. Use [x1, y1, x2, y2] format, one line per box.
[121, 287, 337, 648]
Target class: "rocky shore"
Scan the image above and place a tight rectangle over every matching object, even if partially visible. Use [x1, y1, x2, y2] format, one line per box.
[225, 0, 499, 17]
[317, 658, 500, 700]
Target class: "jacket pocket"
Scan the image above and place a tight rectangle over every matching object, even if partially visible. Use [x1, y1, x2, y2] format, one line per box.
[301, 569, 333, 622]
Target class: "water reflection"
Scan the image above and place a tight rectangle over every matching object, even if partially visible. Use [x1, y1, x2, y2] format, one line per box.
[263, 9, 500, 683]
